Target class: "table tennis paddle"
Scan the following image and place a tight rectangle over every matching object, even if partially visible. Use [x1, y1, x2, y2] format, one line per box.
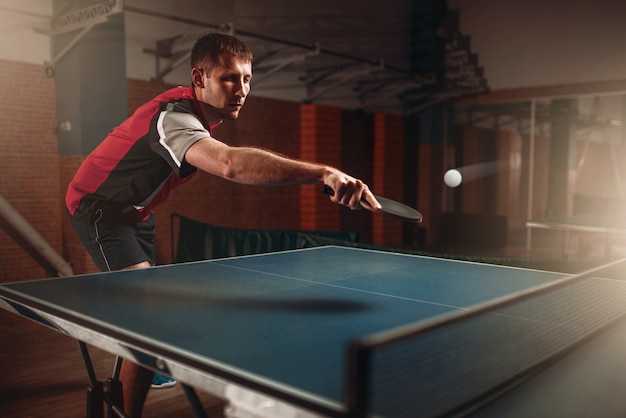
[322, 185, 423, 222]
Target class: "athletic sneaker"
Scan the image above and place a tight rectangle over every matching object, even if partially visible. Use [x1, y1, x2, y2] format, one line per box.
[151, 373, 176, 389]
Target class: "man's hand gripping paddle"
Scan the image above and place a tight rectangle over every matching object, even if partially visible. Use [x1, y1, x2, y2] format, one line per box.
[322, 185, 423, 223]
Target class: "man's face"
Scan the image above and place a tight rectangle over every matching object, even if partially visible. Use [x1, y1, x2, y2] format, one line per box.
[195, 54, 252, 122]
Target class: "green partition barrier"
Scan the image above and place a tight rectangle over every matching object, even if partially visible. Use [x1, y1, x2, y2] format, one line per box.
[172, 214, 606, 274]
[174, 215, 359, 262]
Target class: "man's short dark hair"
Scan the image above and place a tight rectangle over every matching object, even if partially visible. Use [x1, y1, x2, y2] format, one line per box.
[191, 33, 253, 74]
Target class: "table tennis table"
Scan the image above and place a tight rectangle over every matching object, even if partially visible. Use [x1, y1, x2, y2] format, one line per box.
[526, 214, 626, 258]
[2, 246, 626, 417]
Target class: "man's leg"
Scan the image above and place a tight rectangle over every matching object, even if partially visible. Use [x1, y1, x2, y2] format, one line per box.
[68, 210, 158, 418]
[110, 215, 156, 417]
[119, 359, 154, 418]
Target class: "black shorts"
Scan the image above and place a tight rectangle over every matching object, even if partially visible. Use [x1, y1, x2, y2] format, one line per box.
[68, 209, 156, 272]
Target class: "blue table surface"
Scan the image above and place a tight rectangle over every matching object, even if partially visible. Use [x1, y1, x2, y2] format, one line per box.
[0, 246, 565, 405]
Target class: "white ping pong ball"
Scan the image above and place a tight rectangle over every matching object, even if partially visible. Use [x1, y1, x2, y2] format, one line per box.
[444, 169, 462, 188]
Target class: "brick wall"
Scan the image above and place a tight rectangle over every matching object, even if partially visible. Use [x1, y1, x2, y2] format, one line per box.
[340, 110, 374, 243]
[372, 113, 405, 247]
[416, 142, 442, 247]
[299, 104, 342, 231]
[0, 60, 62, 281]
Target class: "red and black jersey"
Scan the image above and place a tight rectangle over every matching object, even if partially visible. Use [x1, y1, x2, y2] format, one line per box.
[66, 86, 214, 223]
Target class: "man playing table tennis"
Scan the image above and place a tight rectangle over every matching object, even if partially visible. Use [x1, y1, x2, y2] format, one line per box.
[65, 33, 380, 417]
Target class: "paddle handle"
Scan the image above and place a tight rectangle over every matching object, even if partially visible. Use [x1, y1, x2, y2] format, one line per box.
[322, 185, 374, 211]
[322, 185, 335, 196]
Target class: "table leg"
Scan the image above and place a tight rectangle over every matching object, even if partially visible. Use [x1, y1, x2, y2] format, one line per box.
[79, 341, 105, 418]
[106, 377, 124, 417]
[86, 381, 105, 418]
[182, 384, 209, 418]
[107, 357, 124, 417]
[78, 341, 129, 418]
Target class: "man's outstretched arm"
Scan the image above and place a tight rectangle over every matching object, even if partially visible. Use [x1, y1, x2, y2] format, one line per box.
[184, 136, 380, 210]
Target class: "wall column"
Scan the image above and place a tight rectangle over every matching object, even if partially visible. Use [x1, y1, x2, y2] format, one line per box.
[300, 104, 342, 231]
[53, 0, 127, 156]
[372, 113, 405, 247]
[52, 0, 127, 274]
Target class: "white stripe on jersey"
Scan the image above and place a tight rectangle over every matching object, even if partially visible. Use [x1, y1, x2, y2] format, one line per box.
[157, 110, 183, 168]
